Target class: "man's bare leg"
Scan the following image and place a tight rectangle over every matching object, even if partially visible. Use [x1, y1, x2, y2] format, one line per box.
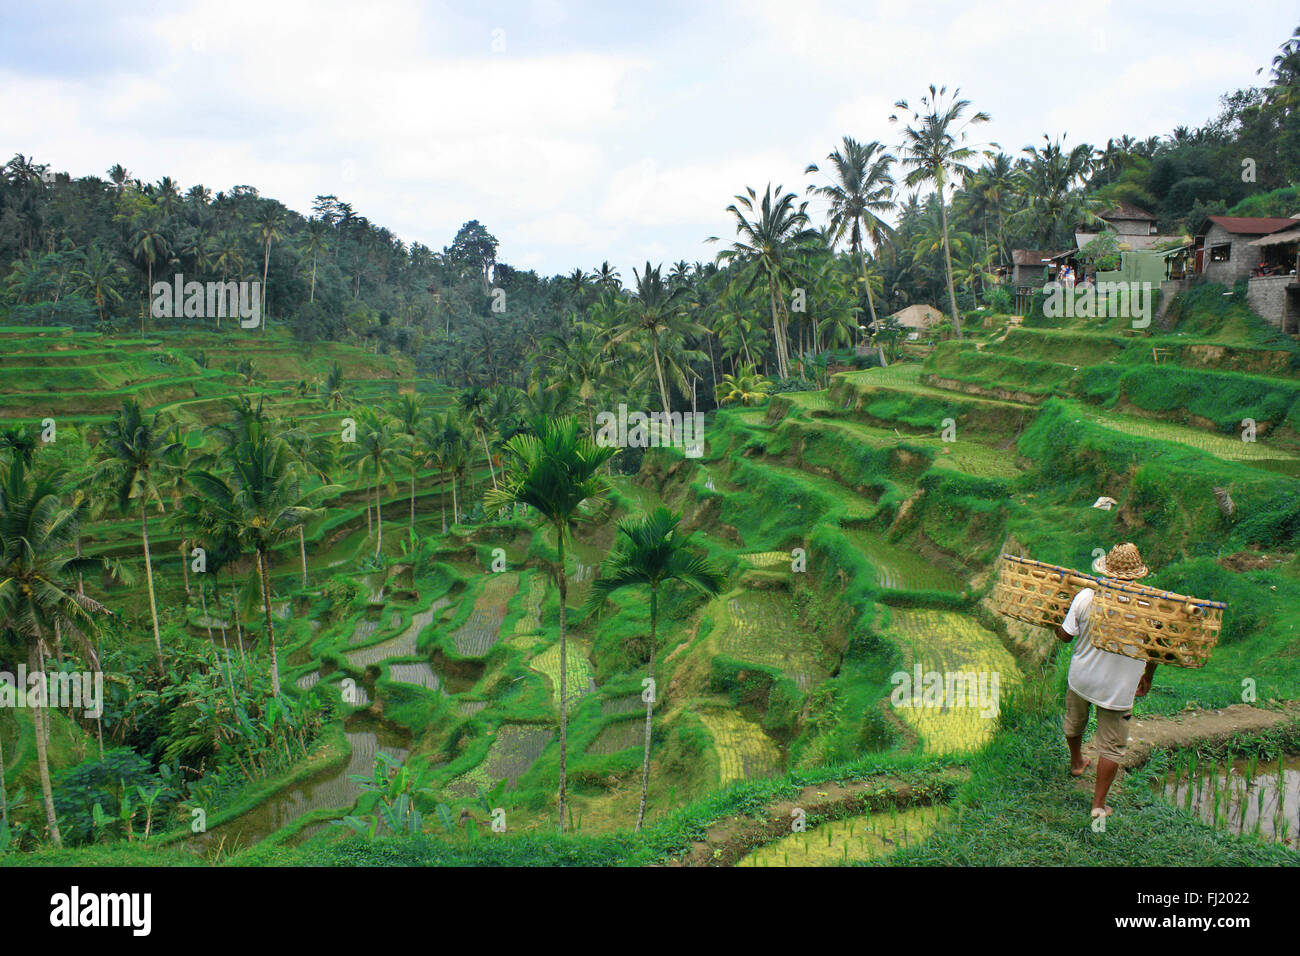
[1067, 735, 1091, 776]
[1093, 756, 1119, 814]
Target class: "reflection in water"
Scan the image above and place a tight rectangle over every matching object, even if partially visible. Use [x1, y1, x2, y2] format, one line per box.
[191, 720, 409, 853]
[1163, 756, 1300, 844]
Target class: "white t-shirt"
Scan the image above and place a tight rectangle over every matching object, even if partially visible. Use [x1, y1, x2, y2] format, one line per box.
[1061, 588, 1146, 711]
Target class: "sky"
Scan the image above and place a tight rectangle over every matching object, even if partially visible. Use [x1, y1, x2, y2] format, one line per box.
[2, 0, 1297, 277]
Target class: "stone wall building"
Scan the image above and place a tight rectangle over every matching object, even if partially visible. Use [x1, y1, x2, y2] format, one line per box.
[1195, 216, 1298, 284]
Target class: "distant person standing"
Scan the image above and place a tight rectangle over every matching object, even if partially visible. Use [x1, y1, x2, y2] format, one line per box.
[1054, 543, 1158, 820]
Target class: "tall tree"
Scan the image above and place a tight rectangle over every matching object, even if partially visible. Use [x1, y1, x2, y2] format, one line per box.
[807, 137, 896, 333]
[187, 424, 322, 696]
[250, 205, 287, 331]
[0, 459, 109, 847]
[891, 85, 993, 339]
[711, 185, 818, 379]
[485, 417, 616, 830]
[585, 507, 723, 831]
[97, 399, 179, 667]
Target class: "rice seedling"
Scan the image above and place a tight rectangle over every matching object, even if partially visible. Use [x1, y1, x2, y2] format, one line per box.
[696, 709, 782, 785]
[445, 724, 556, 799]
[737, 804, 948, 867]
[713, 590, 828, 690]
[530, 642, 595, 714]
[882, 607, 1020, 755]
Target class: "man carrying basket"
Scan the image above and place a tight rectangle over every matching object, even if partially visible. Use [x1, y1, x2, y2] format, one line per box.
[1054, 543, 1158, 819]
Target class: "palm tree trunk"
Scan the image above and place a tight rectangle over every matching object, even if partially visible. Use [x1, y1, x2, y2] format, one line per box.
[228, 570, 249, 688]
[29, 641, 62, 847]
[439, 467, 447, 533]
[299, 525, 309, 588]
[200, 578, 213, 644]
[365, 477, 373, 536]
[181, 537, 191, 596]
[767, 281, 787, 379]
[140, 499, 163, 667]
[261, 242, 270, 332]
[257, 551, 281, 696]
[310, 253, 317, 304]
[479, 430, 498, 489]
[556, 522, 569, 832]
[451, 473, 459, 525]
[409, 460, 417, 532]
[938, 198, 964, 339]
[375, 479, 383, 559]
[636, 586, 658, 832]
[0, 724, 8, 830]
[649, 339, 673, 444]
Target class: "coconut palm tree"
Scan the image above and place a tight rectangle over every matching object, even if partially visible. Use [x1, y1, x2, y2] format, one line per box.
[607, 264, 708, 443]
[390, 393, 428, 532]
[456, 387, 498, 491]
[72, 244, 127, 325]
[425, 412, 471, 530]
[585, 507, 722, 831]
[343, 410, 403, 558]
[0, 459, 110, 846]
[325, 362, 348, 411]
[301, 219, 330, 304]
[485, 417, 616, 830]
[250, 206, 287, 331]
[807, 137, 896, 332]
[280, 426, 339, 588]
[186, 424, 323, 696]
[129, 215, 171, 334]
[891, 85, 993, 339]
[592, 260, 622, 292]
[96, 399, 180, 667]
[711, 185, 818, 379]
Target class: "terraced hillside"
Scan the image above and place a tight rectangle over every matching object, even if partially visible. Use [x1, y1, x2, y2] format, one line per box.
[7, 283, 1300, 869]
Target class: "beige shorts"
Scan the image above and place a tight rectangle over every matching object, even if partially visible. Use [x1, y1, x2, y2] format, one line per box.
[1063, 689, 1131, 763]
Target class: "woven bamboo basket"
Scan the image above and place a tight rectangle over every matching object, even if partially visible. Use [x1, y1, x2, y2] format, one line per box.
[993, 554, 1225, 668]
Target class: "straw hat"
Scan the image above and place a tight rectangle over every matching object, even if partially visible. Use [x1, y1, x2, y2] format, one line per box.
[1092, 542, 1149, 580]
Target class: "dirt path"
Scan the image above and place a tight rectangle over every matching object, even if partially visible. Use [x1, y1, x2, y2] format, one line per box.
[672, 768, 967, 867]
[1082, 701, 1300, 769]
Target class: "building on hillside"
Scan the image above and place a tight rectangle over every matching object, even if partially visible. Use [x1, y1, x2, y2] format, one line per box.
[1095, 202, 1159, 237]
[1010, 249, 1061, 286]
[889, 304, 945, 331]
[1244, 223, 1300, 333]
[1194, 215, 1299, 283]
[1073, 204, 1184, 256]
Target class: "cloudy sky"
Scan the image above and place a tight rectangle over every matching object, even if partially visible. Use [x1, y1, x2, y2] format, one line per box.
[3, 0, 1296, 276]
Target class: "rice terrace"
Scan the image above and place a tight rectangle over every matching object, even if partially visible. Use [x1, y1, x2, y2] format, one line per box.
[3, 4, 1300, 915]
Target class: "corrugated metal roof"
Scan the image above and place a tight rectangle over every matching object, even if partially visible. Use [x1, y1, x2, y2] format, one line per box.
[1202, 216, 1299, 236]
[1248, 227, 1300, 247]
[1098, 201, 1156, 221]
[1011, 249, 1064, 265]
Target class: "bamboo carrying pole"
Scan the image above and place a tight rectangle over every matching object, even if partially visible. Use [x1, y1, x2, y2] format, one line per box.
[993, 554, 1225, 669]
